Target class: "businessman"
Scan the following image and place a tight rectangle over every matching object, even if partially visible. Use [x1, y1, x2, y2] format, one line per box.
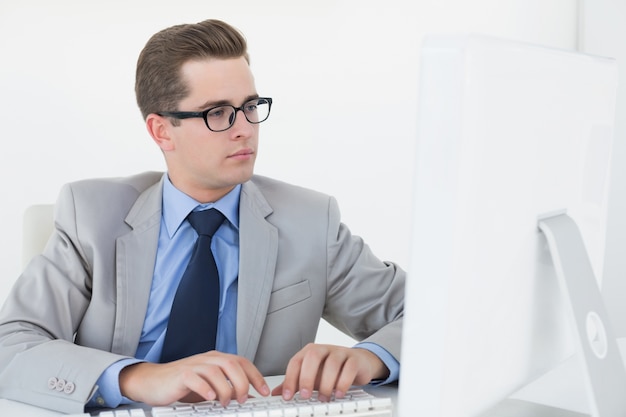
[0, 19, 405, 414]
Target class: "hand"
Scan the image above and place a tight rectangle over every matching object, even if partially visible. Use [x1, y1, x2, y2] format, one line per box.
[119, 351, 270, 407]
[271, 343, 389, 402]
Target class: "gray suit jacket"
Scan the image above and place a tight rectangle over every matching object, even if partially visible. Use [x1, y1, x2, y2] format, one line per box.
[0, 172, 405, 413]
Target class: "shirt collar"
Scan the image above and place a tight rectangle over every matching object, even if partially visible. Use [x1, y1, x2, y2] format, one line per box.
[162, 174, 241, 239]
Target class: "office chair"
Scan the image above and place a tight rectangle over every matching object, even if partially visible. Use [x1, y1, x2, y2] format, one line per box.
[22, 204, 54, 269]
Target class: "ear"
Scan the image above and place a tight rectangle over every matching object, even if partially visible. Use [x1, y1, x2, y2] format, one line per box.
[146, 114, 175, 152]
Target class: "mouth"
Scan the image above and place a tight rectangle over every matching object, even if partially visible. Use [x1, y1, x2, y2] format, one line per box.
[228, 148, 255, 159]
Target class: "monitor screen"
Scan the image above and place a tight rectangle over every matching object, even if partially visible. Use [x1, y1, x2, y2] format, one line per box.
[399, 35, 619, 416]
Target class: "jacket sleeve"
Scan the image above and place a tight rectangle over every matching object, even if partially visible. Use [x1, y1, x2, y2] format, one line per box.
[0, 184, 129, 414]
[323, 196, 405, 362]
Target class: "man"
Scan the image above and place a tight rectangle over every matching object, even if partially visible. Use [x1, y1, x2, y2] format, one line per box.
[0, 19, 404, 414]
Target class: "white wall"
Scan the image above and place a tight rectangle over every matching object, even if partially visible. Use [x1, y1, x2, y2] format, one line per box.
[0, 0, 577, 345]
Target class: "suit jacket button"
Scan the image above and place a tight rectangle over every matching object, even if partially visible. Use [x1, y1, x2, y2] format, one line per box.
[47, 377, 58, 390]
[64, 381, 75, 394]
[55, 378, 66, 391]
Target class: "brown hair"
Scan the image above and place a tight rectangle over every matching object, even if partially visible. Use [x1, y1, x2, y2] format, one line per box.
[135, 19, 249, 120]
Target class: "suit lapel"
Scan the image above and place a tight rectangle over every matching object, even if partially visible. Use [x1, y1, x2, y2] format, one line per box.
[237, 179, 278, 362]
[111, 177, 164, 355]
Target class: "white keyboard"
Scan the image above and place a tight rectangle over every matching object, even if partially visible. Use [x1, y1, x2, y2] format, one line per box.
[86, 389, 392, 417]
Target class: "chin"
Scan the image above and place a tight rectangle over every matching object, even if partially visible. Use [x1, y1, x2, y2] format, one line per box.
[228, 169, 255, 186]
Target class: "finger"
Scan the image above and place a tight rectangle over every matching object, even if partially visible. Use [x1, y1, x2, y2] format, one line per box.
[200, 365, 238, 406]
[316, 350, 346, 401]
[281, 349, 306, 400]
[206, 353, 270, 405]
[240, 360, 270, 398]
[221, 357, 269, 403]
[297, 345, 330, 399]
[333, 355, 361, 398]
[179, 372, 217, 402]
[271, 381, 284, 397]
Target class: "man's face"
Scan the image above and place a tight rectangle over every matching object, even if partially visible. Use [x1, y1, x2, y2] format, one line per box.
[159, 56, 259, 202]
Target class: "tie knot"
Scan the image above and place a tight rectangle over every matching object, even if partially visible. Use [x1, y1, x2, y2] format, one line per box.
[187, 208, 225, 237]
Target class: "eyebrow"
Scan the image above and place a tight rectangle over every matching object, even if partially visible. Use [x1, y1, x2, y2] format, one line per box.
[195, 94, 260, 111]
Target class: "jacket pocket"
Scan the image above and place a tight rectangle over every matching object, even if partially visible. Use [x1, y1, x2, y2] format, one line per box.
[267, 280, 311, 314]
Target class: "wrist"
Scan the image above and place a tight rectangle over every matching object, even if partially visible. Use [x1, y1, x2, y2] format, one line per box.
[119, 361, 149, 402]
[359, 348, 389, 380]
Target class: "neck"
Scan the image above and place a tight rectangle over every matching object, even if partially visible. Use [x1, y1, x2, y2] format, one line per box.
[167, 175, 236, 204]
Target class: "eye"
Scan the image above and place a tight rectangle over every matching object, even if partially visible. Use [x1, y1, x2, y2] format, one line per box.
[207, 107, 227, 119]
[244, 102, 258, 112]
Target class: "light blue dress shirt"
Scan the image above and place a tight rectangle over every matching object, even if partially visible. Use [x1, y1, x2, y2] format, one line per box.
[89, 176, 398, 408]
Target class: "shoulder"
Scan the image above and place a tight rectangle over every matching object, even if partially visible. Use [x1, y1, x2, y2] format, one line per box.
[56, 171, 164, 220]
[247, 175, 331, 203]
[244, 175, 340, 223]
[64, 171, 163, 197]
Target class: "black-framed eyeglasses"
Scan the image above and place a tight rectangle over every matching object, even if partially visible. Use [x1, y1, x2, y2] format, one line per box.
[157, 97, 273, 132]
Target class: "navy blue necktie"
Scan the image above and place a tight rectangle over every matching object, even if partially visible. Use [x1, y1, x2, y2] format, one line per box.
[160, 208, 225, 363]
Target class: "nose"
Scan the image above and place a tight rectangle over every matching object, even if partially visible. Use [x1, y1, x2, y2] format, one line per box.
[229, 108, 255, 138]
[229, 108, 245, 125]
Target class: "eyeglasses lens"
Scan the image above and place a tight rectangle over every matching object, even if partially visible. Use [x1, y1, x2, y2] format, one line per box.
[205, 99, 271, 131]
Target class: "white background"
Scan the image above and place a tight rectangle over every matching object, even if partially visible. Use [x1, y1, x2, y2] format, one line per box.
[0, 0, 623, 346]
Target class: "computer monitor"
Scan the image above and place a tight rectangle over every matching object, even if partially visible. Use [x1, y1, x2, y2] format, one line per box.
[399, 35, 622, 416]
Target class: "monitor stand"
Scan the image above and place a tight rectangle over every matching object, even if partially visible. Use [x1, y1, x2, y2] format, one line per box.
[481, 212, 626, 417]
